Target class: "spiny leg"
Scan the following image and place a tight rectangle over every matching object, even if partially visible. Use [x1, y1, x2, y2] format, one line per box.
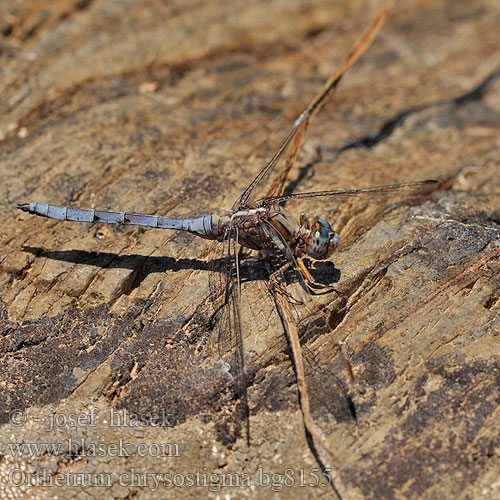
[296, 259, 344, 296]
[268, 262, 306, 306]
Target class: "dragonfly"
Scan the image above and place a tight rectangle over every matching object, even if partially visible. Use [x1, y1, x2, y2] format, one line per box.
[17, 1, 436, 497]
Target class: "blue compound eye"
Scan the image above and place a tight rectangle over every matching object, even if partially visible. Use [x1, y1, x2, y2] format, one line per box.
[307, 226, 331, 259]
[306, 220, 339, 259]
[317, 219, 332, 230]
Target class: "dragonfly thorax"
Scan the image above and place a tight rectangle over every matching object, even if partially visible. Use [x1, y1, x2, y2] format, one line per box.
[304, 219, 339, 260]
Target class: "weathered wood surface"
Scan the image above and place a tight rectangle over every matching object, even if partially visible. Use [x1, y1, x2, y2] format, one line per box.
[1, 0, 499, 499]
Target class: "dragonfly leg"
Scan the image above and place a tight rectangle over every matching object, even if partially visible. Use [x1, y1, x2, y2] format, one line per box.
[299, 212, 310, 229]
[297, 259, 345, 296]
[297, 259, 315, 284]
[269, 263, 306, 305]
[269, 262, 291, 281]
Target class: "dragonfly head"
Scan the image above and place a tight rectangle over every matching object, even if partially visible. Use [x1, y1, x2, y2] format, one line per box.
[305, 219, 339, 260]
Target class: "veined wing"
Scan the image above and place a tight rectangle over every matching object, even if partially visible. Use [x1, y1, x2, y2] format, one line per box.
[206, 226, 251, 445]
[260, 219, 355, 469]
[236, 0, 397, 208]
[258, 180, 438, 206]
[206, 218, 354, 456]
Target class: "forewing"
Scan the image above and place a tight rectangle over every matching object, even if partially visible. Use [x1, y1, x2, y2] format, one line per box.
[237, 0, 396, 207]
[259, 180, 438, 206]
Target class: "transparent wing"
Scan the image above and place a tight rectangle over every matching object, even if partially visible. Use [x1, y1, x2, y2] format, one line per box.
[274, 272, 356, 424]
[206, 227, 250, 445]
[258, 180, 438, 206]
[206, 219, 355, 453]
[260, 220, 356, 451]
[236, 0, 396, 208]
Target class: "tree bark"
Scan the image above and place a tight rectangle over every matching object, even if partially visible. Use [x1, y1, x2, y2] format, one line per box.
[0, 1, 499, 499]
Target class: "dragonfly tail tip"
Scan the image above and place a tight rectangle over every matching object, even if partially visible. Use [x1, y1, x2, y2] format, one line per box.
[17, 203, 30, 212]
